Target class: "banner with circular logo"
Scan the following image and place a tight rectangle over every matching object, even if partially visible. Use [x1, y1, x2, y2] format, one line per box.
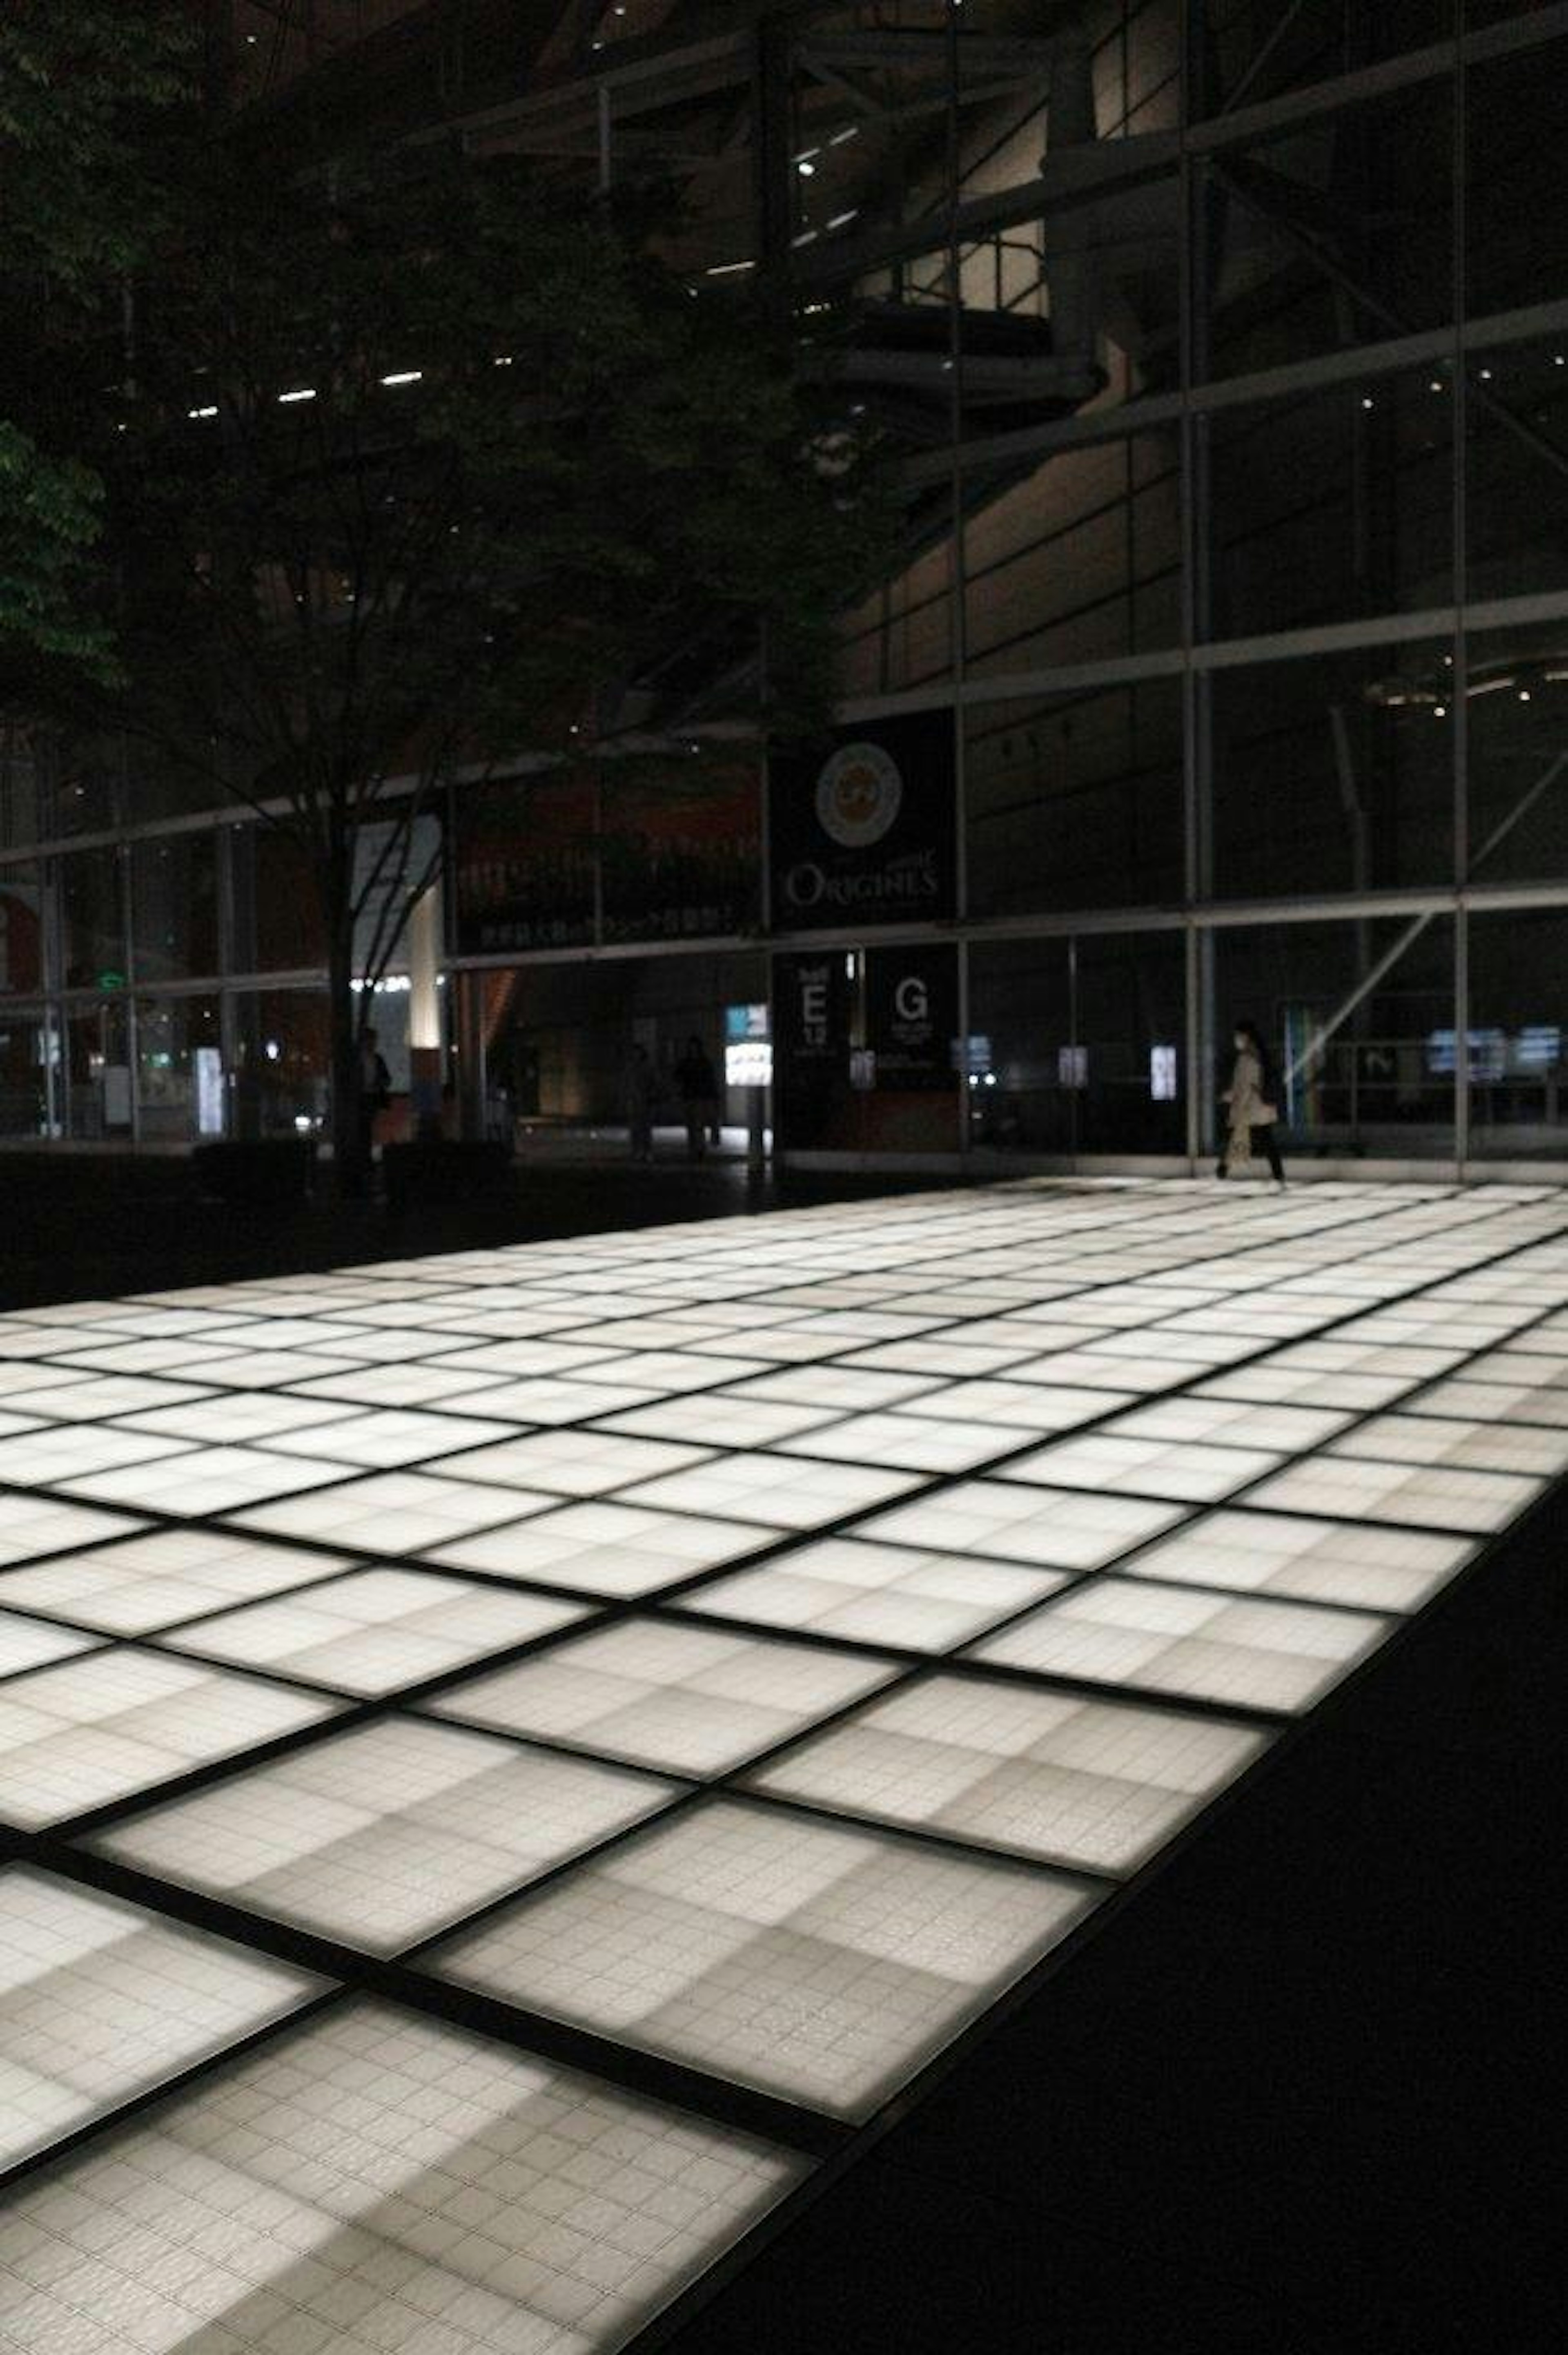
[769, 711, 957, 930]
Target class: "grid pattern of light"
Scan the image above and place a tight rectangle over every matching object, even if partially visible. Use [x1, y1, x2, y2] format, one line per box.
[2, 1177, 1567, 2350]
[94, 1716, 677, 1953]
[429, 1617, 901, 1775]
[0, 2003, 803, 2353]
[0, 1867, 321, 2169]
[432, 1798, 1095, 2119]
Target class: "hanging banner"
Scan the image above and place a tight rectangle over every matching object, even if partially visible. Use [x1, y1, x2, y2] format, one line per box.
[454, 773, 596, 954]
[865, 943, 960, 1092]
[768, 711, 957, 931]
[601, 758, 761, 942]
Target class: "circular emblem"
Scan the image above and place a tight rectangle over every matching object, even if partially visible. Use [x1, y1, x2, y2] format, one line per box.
[815, 742, 903, 849]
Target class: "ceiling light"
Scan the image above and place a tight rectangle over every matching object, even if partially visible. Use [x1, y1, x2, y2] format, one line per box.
[278, 388, 316, 404]
[380, 370, 423, 387]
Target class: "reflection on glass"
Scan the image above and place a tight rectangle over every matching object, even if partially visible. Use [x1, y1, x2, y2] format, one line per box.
[968, 932, 1183, 1158]
[1212, 917, 1455, 1161]
[60, 847, 126, 990]
[1468, 908, 1568, 1160]
[967, 681, 1183, 916]
[0, 863, 45, 995]
[1466, 339, 1568, 608]
[1211, 640, 1453, 899]
[1201, 78, 1452, 383]
[232, 990, 330, 1139]
[0, 1005, 60, 1139]
[964, 431, 1182, 678]
[1208, 370, 1452, 640]
[136, 998, 224, 1143]
[229, 827, 327, 972]
[131, 834, 219, 984]
[64, 998, 133, 1141]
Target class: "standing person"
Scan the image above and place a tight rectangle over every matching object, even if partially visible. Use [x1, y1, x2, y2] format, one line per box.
[356, 1026, 392, 1172]
[673, 1035, 719, 1161]
[1217, 1018, 1285, 1184]
[624, 1042, 655, 1164]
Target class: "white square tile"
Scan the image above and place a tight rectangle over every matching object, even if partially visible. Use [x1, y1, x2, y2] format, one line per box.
[254, 1407, 519, 1470]
[0, 1612, 102, 1679]
[685, 1538, 1068, 1654]
[601, 1395, 844, 1447]
[724, 1365, 942, 1412]
[0, 1866, 323, 2168]
[233, 1469, 548, 1555]
[432, 1618, 900, 1776]
[891, 1379, 1138, 1434]
[62, 1445, 367, 1518]
[1102, 1396, 1354, 1452]
[116, 1392, 370, 1447]
[165, 1568, 585, 1695]
[0, 2000, 804, 2354]
[1122, 1507, 1474, 1612]
[0, 1495, 149, 1570]
[0, 1426, 195, 1489]
[1329, 1412, 1568, 1479]
[1243, 1454, 1539, 1534]
[432, 1502, 782, 1599]
[428, 1428, 713, 1497]
[432, 1799, 1095, 2118]
[775, 1411, 1025, 1476]
[858, 1480, 1184, 1571]
[615, 1452, 922, 1532]
[1003, 1432, 1283, 1503]
[0, 1648, 341, 1829]
[750, 1673, 1267, 1876]
[97, 1716, 677, 1952]
[970, 1577, 1392, 1713]
[0, 1528, 354, 1635]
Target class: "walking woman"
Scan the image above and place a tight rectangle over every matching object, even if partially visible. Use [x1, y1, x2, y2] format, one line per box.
[1217, 1019, 1285, 1184]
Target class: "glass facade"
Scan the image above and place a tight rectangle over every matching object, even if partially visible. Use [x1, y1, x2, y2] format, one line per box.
[2, 3, 1565, 1171]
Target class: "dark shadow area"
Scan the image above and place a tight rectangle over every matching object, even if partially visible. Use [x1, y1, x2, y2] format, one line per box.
[643, 1483, 1568, 2355]
[0, 1151, 955, 1311]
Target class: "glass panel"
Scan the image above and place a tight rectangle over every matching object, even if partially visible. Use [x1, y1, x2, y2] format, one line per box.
[1462, 621, 1568, 885]
[1209, 637, 1455, 898]
[1465, 335, 1568, 607]
[452, 773, 596, 958]
[601, 756, 762, 944]
[1207, 365, 1454, 640]
[967, 679, 1184, 917]
[1203, 2, 1450, 112]
[49, 740, 122, 839]
[964, 430, 1183, 678]
[134, 996, 224, 1144]
[232, 990, 330, 1140]
[131, 834, 219, 984]
[58, 846, 126, 990]
[63, 998, 134, 1141]
[229, 827, 327, 973]
[837, 485, 955, 703]
[1467, 906, 1568, 1160]
[1211, 914, 1456, 1162]
[1075, 930, 1187, 1154]
[1200, 76, 1454, 383]
[966, 937, 1074, 1154]
[1465, 32, 1568, 315]
[0, 1005, 58, 1139]
[0, 727, 45, 851]
[0, 864, 46, 995]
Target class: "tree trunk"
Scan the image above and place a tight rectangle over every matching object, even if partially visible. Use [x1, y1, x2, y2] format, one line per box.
[327, 912, 365, 1200]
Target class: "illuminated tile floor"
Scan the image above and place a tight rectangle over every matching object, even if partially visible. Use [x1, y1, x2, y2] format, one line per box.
[3, 1178, 1568, 2351]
